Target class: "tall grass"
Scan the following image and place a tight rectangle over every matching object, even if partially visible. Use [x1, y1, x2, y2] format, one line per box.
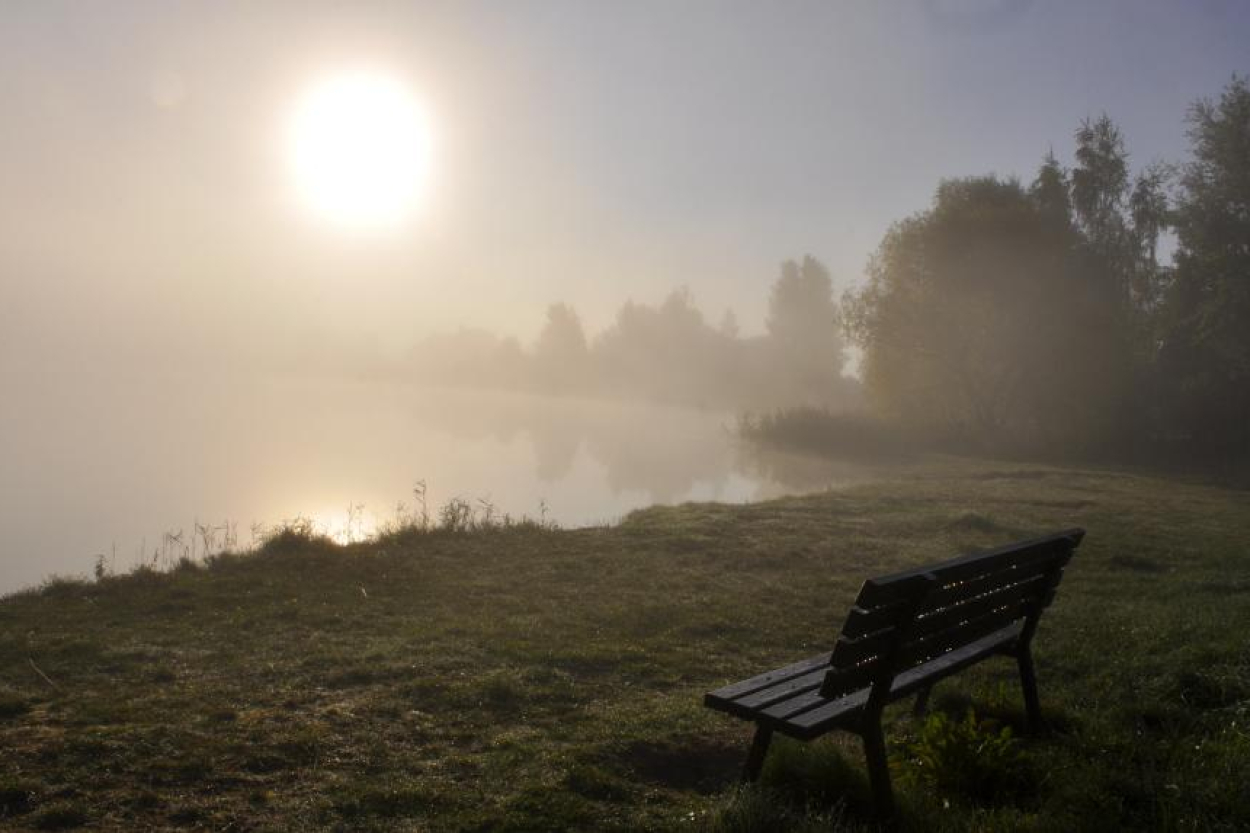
[46, 482, 559, 597]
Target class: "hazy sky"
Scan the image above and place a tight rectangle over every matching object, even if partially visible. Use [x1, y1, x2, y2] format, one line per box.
[2, 0, 1248, 373]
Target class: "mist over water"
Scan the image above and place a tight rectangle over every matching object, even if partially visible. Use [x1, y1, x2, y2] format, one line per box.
[0, 373, 882, 596]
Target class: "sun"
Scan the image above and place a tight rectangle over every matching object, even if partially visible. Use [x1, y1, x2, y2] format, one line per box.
[287, 71, 432, 230]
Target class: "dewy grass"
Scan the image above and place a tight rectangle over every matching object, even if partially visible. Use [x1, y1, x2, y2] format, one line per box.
[0, 457, 1248, 831]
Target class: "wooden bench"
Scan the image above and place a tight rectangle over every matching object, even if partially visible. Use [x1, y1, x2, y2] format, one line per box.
[704, 528, 1084, 818]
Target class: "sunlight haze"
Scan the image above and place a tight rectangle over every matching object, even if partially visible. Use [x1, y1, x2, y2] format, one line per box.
[2, 0, 1248, 590]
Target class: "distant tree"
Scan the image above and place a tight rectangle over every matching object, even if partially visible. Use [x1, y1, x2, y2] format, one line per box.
[844, 176, 1132, 450]
[1158, 76, 1250, 455]
[767, 256, 835, 344]
[1030, 150, 1073, 229]
[764, 255, 852, 405]
[532, 303, 589, 392]
[1072, 115, 1130, 254]
[410, 328, 527, 390]
[1070, 115, 1172, 325]
[593, 288, 733, 405]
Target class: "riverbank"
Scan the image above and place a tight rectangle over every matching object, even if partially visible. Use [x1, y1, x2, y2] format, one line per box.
[2, 456, 1247, 831]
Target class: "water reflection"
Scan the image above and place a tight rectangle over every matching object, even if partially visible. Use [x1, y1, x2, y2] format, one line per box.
[0, 376, 886, 595]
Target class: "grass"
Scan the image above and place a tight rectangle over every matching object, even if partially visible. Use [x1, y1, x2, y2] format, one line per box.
[1, 456, 1248, 831]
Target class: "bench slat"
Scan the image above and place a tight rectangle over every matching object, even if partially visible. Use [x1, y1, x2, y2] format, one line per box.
[833, 570, 1058, 668]
[924, 539, 1070, 585]
[763, 685, 869, 723]
[867, 529, 1082, 590]
[730, 668, 828, 713]
[852, 572, 936, 609]
[820, 661, 887, 700]
[921, 558, 1063, 611]
[896, 601, 1029, 668]
[704, 652, 831, 709]
[910, 573, 1053, 639]
[776, 626, 1020, 739]
[840, 602, 910, 640]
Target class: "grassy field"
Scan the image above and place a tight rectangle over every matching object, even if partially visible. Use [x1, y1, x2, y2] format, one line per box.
[1, 456, 1248, 831]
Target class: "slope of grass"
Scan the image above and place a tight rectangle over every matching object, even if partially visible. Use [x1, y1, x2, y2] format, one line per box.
[1, 456, 1248, 831]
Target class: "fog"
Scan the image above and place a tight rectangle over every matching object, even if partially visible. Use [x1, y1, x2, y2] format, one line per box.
[0, 373, 893, 594]
[3, 2, 1249, 592]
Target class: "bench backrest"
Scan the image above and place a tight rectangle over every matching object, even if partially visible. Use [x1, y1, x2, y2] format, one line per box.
[820, 529, 1084, 700]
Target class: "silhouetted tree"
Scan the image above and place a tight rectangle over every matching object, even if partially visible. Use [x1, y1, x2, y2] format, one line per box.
[592, 288, 733, 405]
[844, 176, 1134, 451]
[763, 256, 853, 405]
[1158, 76, 1250, 456]
[1071, 115, 1172, 328]
[532, 303, 590, 392]
[1031, 150, 1073, 229]
[1072, 115, 1130, 255]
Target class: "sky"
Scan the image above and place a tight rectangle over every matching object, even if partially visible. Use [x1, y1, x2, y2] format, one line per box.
[2, 0, 1248, 375]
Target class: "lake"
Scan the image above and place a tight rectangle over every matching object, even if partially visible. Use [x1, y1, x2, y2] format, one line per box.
[0, 373, 878, 595]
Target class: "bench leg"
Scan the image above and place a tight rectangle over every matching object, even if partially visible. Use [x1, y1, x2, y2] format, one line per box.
[1017, 644, 1043, 734]
[742, 724, 773, 783]
[862, 718, 895, 820]
[912, 685, 933, 718]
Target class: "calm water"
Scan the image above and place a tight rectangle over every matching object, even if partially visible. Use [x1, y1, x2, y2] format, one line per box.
[0, 373, 878, 595]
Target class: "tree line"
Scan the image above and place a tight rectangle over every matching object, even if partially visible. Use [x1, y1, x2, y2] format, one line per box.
[409, 256, 860, 411]
[411, 76, 1247, 464]
[843, 76, 1250, 462]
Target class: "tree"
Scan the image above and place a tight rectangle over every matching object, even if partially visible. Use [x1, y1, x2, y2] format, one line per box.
[1072, 115, 1130, 254]
[1070, 115, 1172, 324]
[532, 303, 589, 392]
[844, 176, 1132, 451]
[1158, 76, 1250, 455]
[764, 255, 853, 405]
[592, 288, 735, 405]
[1031, 150, 1073, 229]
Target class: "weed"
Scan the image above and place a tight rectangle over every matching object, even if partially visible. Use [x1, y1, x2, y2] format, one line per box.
[893, 708, 1031, 806]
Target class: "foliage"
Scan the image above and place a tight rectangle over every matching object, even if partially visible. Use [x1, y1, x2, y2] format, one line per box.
[840, 99, 1199, 459]
[1157, 75, 1250, 457]
[892, 709, 1029, 805]
[844, 175, 1136, 453]
[838, 77, 1250, 467]
[763, 256, 857, 407]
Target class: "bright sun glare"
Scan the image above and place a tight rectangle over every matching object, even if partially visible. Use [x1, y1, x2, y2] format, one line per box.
[288, 72, 432, 230]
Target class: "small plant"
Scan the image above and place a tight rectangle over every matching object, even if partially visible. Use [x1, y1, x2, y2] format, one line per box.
[477, 497, 497, 527]
[892, 708, 1030, 805]
[413, 480, 430, 530]
[439, 497, 474, 532]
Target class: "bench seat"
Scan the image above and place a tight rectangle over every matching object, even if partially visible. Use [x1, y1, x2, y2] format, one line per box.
[706, 624, 1020, 739]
